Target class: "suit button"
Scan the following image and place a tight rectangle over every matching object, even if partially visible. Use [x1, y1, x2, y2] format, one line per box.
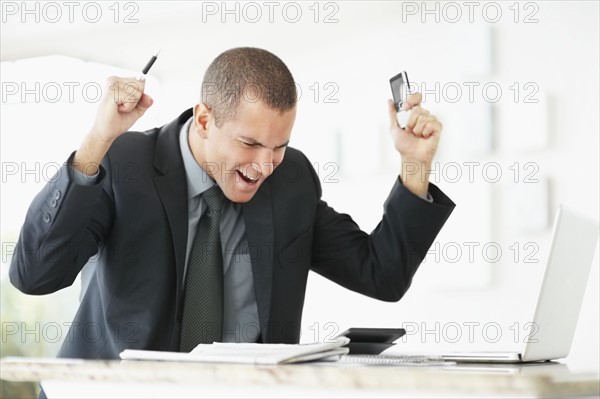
[53, 189, 61, 200]
[42, 213, 51, 223]
[50, 198, 58, 208]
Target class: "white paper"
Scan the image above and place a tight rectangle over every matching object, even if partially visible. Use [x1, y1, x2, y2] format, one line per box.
[120, 337, 350, 365]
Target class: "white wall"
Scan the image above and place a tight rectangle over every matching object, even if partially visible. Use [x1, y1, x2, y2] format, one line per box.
[1, 1, 598, 370]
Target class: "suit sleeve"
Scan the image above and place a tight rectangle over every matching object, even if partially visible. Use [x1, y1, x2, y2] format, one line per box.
[9, 151, 115, 295]
[309, 163, 455, 302]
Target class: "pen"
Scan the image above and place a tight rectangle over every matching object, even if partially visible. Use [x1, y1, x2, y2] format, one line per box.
[137, 50, 161, 81]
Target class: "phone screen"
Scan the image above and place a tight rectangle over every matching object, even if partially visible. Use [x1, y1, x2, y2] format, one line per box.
[390, 71, 409, 112]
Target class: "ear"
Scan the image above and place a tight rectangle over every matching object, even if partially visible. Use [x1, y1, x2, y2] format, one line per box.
[192, 103, 211, 139]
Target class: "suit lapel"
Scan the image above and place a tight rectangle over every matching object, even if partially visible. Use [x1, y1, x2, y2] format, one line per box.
[242, 181, 274, 343]
[153, 109, 193, 315]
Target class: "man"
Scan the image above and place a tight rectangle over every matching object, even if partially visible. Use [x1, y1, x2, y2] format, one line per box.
[10, 47, 455, 359]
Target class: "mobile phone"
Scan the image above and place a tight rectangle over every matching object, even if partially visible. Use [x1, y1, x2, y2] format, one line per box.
[390, 71, 410, 128]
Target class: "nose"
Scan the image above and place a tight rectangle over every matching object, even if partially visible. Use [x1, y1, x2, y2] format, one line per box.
[257, 148, 275, 177]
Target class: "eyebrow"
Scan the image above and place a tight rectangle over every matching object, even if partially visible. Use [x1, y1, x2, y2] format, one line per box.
[239, 136, 289, 149]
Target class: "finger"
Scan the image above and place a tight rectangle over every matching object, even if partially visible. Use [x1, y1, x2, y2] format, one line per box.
[116, 80, 146, 113]
[109, 76, 145, 87]
[413, 113, 435, 136]
[402, 92, 422, 111]
[413, 114, 429, 136]
[138, 93, 154, 109]
[106, 76, 144, 101]
[422, 120, 443, 138]
[405, 106, 425, 133]
[135, 93, 154, 117]
[387, 99, 400, 128]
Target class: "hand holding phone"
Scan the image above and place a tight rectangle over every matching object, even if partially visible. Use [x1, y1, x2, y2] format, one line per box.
[390, 71, 410, 129]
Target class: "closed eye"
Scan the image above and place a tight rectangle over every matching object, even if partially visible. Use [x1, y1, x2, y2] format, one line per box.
[238, 137, 289, 150]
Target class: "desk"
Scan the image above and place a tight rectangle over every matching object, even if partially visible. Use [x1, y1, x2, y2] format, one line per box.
[1, 357, 599, 398]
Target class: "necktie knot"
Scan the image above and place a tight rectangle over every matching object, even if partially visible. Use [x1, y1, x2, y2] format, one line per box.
[203, 185, 225, 213]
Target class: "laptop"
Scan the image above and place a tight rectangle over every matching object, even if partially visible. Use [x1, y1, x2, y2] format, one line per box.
[441, 205, 599, 363]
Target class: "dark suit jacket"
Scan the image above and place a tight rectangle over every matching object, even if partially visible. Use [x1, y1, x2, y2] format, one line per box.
[10, 108, 455, 359]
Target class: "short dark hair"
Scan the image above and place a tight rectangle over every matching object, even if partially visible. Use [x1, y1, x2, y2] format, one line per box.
[201, 47, 297, 127]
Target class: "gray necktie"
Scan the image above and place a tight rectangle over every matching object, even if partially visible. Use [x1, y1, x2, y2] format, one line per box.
[179, 185, 226, 352]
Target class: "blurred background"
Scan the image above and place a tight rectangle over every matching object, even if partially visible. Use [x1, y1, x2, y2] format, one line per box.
[1, 1, 598, 396]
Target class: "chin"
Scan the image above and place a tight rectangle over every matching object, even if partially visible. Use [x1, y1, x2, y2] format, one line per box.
[225, 190, 257, 204]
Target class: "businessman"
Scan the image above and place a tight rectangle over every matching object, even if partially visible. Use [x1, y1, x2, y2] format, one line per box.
[10, 47, 455, 359]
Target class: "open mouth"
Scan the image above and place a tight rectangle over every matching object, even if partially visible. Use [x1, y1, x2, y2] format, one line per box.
[237, 169, 260, 185]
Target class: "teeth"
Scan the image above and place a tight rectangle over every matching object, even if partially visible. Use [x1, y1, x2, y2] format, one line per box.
[240, 170, 259, 182]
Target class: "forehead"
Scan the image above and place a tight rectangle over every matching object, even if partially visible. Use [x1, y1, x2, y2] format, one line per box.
[222, 101, 296, 144]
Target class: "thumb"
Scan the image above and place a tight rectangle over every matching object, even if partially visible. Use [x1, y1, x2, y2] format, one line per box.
[387, 99, 399, 128]
[135, 93, 154, 116]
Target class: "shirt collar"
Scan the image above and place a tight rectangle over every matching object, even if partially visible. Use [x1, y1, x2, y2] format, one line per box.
[179, 117, 215, 199]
